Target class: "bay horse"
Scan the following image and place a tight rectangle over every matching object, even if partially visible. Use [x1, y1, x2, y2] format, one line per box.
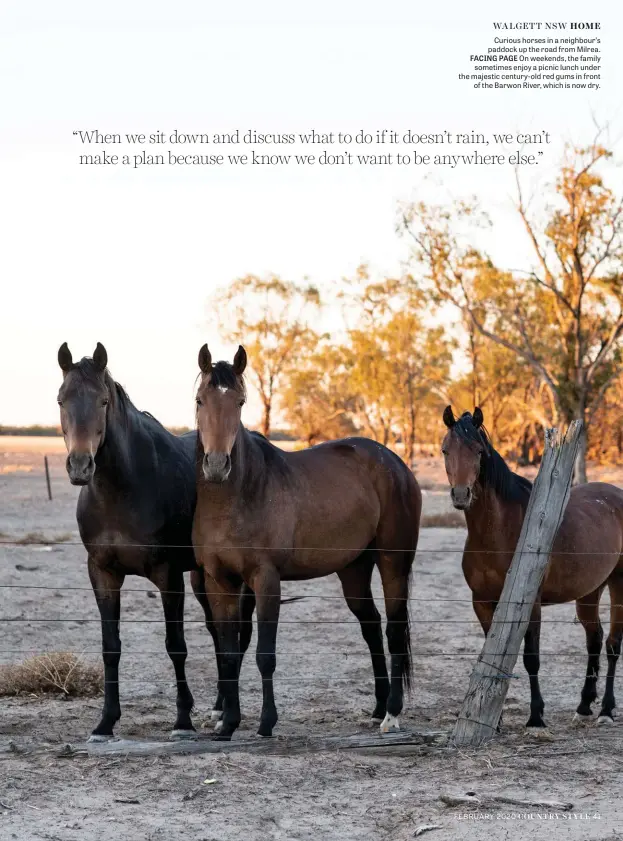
[57, 342, 230, 740]
[442, 406, 623, 727]
[192, 344, 421, 740]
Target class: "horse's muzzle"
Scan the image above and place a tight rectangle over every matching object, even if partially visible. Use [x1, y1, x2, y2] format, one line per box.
[450, 485, 472, 510]
[66, 452, 95, 485]
[203, 452, 231, 483]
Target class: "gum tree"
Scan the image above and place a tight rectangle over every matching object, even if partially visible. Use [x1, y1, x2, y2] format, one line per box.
[401, 141, 623, 482]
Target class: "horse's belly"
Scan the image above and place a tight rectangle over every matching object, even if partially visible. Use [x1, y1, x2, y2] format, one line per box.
[86, 529, 193, 576]
[290, 514, 377, 577]
[281, 546, 365, 580]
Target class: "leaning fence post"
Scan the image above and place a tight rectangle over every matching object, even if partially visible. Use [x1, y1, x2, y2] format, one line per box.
[452, 420, 583, 747]
[44, 455, 52, 501]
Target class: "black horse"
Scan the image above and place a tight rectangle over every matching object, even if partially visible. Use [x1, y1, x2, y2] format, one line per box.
[57, 342, 228, 740]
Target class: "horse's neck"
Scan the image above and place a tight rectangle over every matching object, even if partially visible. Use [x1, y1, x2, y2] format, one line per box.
[94, 405, 143, 488]
[230, 426, 263, 488]
[464, 483, 525, 558]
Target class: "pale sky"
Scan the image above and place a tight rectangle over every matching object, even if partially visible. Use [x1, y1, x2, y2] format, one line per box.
[0, 0, 620, 427]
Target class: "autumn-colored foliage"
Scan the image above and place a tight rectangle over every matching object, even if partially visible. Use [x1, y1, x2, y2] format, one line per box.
[212, 140, 623, 478]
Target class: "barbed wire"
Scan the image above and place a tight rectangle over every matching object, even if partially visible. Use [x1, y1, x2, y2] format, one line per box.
[0, 617, 610, 624]
[2, 538, 623, 556]
[0, 582, 620, 607]
[0, 649, 611, 657]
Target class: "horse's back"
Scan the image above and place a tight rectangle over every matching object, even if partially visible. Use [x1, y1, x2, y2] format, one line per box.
[563, 482, 623, 537]
[543, 481, 623, 601]
[289, 436, 421, 548]
[557, 481, 623, 552]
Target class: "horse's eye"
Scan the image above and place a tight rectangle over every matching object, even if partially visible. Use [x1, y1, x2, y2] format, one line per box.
[441, 448, 448, 456]
[57, 400, 63, 407]
[239, 400, 245, 408]
[196, 398, 202, 407]
[102, 399, 109, 407]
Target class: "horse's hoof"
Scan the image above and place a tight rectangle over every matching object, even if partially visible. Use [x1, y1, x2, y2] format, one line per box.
[87, 734, 112, 743]
[210, 710, 223, 722]
[170, 729, 197, 741]
[380, 713, 400, 733]
[597, 715, 615, 726]
[214, 720, 224, 733]
[371, 717, 383, 725]
[572, 712, 593, 727]
[211, 731, 232, 742]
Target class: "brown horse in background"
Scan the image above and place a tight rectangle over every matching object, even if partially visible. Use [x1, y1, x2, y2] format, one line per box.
[192, 344, 421, 741]
[442, 406, 623, 727]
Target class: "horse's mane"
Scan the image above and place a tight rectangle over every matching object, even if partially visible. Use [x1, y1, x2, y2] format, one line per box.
[248, 428, 290, 473]
[453, 412, 532, 505]
[72, 357, 166, 431]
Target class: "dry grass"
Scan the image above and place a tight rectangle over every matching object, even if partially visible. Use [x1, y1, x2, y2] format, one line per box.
[420, 512, 465, 528]
[0, 653, 103, 697]
[9, 531, 73, 545]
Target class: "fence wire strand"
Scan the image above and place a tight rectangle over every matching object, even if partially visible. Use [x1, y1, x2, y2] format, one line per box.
[1, 538, 623, 555]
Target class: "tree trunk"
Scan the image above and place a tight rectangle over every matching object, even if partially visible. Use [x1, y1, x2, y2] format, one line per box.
[573, 427, 588, 484]
[262, 401, 271, 438]
[406, 402, 417, 465]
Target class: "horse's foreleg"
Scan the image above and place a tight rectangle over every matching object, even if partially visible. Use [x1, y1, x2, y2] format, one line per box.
[574, 589, 604, 723]
[251, 565, 281, 738]
[88, 559, 124, 741]
[191, 569, 224, 722]
[598, 573, 623, 724]
[523, 604, 545, 728]
[155, 570, 195, 738]
[205, 571, 243, 741]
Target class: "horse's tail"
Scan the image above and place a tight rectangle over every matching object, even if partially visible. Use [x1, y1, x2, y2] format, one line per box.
[402, 476, 422, 694]
[402, 557, 413, 693]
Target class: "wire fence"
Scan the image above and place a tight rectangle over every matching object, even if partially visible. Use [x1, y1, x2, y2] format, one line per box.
[2, 537, 622, 555]
[1, 536, 621, 680]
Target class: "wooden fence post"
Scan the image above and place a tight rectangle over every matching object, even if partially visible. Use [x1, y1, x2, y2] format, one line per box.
[44, 456, 52, 501]
[453, 420, 583, 747]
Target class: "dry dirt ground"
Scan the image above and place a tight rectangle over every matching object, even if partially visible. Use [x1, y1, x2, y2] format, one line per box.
[1, 439, 623, 840]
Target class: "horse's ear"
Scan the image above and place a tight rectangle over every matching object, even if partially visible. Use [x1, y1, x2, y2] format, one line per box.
[233, 345, 247, 376]
[473, 407, 484, 429]
[93, 342, 108, 372]
[442, 405, 456, 428]
[198, 344, 212, 374]
[58, 342, 73, 373]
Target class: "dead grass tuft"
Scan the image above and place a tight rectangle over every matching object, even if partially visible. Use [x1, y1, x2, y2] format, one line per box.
[421, 512, 465, 528]
[0, 653, 103, 697]
[11, 532, 73, 545]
